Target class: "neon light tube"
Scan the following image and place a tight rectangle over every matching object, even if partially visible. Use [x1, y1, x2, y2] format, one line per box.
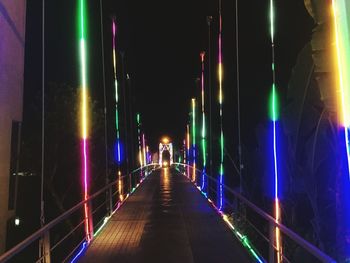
[137, 113, 143, 179]
[218, 0, 224, 211]
[332, 0, 350, 179]
[146, 146, 150, 165]
[78, 0, 92, 243]
[93, 216, 110, 237]
[112, 18, 124, 203]
[192, 98, 196, 182]
[137, 113, 143, 167]
[200, 52, 207, 191]
[187, 125, 190, 178]
[112, 19, 122, 165]
[142, 133, 147, 167]
[70, 241, 87, 263]
[183, 139, 186, 165]
[269, 0, 282, 262]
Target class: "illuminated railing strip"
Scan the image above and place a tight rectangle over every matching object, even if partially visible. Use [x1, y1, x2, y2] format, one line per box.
[70, 241, 87, 263]
[269, 0, 282, 262]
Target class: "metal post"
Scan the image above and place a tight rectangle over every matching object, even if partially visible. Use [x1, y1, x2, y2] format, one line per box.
[39, 0, 49, 261]
[269, 221, 275, 263]
[88, 199, 94, 240]
[108, 185, 113, 216]
[235, 0, 243, 194]
[42, 233, 51, 263]
[129, 173, 132, 193]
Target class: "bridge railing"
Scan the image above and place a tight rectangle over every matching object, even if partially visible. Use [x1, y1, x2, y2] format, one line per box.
[173, 163, 336, 263]
[0, 164, 160, 263]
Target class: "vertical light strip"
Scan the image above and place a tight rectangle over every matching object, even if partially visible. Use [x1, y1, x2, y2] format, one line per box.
[187, 125, 190, 178]
[146, 146, 150, 164]
[269, 0, 282, 262]
[118, 170, 123, 201]
[112, 19, 122, 165]
[332, 0, 350, 179]
[200, 52, 207, 191]
[192, 98, 196, 182]
[218, 0, 224, 210]
[183, 139, 187, 165]
[112, 18, 123, 203]
[137, 114, 143, 166]
[78, 0, 92, 243]
[170, 143, 174, 164]
[142, 133, 147, 167]
[159, 143, 163, 165]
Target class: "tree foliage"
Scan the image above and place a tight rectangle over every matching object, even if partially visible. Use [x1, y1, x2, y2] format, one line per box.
[21, 82, 105, 221]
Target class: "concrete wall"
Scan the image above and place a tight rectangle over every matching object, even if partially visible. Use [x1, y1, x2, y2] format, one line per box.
[0, 0, 26, 253]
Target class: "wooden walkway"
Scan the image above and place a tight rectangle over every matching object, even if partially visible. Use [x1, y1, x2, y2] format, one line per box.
[79, 168, 253, 263]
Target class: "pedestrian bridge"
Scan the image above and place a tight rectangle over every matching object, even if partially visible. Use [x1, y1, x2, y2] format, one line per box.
[81, 168, 251, 263]
[0, 164, 335, 263]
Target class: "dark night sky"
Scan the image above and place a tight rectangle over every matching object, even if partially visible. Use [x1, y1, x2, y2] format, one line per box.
[24, 0, 314, 153]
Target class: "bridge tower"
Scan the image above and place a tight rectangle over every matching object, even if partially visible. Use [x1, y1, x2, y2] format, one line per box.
[0, 0, 27, 253]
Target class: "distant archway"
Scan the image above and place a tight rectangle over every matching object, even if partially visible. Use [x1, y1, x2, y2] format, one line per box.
[159, 138, 173, 166]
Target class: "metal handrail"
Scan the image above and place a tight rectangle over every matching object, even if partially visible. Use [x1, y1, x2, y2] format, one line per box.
[0, 164, 159, 263]
[173, 163, 336, 263]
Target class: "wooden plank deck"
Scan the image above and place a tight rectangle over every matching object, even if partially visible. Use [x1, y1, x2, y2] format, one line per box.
[79, 168, 253, 263]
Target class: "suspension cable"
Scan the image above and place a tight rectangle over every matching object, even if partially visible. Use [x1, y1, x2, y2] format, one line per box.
[235, 0, 243, 193]
[40, 0, 45, 230]
[99, 0, 109, 189]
